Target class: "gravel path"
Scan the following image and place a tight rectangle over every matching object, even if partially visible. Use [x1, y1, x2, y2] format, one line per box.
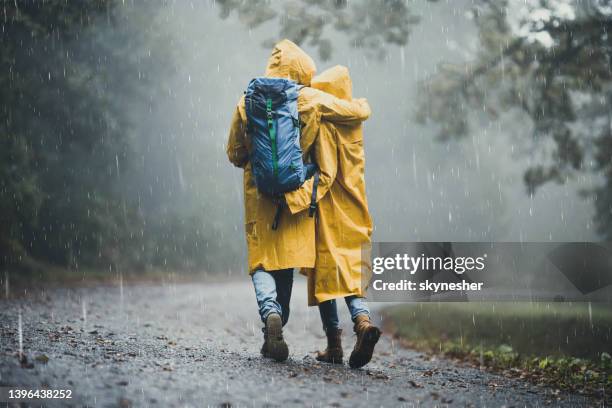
[0, 279, 594, 407]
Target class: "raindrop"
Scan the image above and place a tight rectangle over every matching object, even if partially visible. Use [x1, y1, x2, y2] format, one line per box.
[119, 271, 124, 311]
[82, 298, 87, 329]
[4, 271, 8, 299]
[18, 311, 23, 358]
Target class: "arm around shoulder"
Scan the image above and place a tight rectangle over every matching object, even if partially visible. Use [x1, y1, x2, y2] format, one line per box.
[317, 92, 371, 125]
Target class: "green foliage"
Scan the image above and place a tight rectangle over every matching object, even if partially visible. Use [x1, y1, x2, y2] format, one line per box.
[216, 0, 425, 61]
[0, 1, 219, 274]
[1, 0, 117, 267]
[385, 302, 612, 359]
[460, 344, 610, 397]
[385, 302, 612, 398]
[415, 0, 612, 238]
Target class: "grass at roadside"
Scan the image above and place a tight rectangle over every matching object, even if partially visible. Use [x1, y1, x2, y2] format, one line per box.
[383, 303, 612, 399]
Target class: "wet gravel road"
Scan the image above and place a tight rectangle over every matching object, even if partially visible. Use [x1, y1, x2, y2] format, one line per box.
[0, 279, 593, 407]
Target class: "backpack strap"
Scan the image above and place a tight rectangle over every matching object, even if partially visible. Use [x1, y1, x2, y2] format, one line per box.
[271, 202, 283, 231]
[266, 98, 279, 178]
[309, 171, 320, 217]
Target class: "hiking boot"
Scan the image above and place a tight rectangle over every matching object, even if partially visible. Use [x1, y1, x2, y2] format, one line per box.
[348, 314, 381, 369]
[315, 328, 343, 364]
[262, 313, 289, 362]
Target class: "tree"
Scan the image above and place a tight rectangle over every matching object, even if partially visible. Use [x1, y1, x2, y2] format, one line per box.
[216, 0, 424, 61]
[2, 1, 112, 267]
[0, 1, 171, 270]
[415, 0, 612, 238]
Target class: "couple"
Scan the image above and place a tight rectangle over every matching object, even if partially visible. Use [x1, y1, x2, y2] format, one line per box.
[226, 39, 379, 368]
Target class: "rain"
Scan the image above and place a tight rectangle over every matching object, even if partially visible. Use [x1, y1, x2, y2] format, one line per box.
[0, 0, 611, 406]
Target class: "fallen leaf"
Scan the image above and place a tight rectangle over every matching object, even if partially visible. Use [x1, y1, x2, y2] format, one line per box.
[366, 370, 390, 380]
[118, 397, 132, 408]
[35, 354, 49, 364]
[408, 380, 422, 388]
[18, 353, 34, 369]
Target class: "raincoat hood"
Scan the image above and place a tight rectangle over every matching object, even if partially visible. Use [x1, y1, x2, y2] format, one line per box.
[228, 48, 370, 274]
[265, 39, 316, 86]
[312, 65, 352, 101]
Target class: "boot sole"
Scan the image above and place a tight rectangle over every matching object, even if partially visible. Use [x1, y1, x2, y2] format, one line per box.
[349, 327, 381, 369]
[265, 315, 289, 362]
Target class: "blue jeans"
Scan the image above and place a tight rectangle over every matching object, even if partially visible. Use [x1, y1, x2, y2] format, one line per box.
[318, 296, 370, 333]
[251, 268, 294, 326]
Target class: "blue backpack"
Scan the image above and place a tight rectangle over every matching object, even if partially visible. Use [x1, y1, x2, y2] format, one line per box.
[245, 77, 319, 229]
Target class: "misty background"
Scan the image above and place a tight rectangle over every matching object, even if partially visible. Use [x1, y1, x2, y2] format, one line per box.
[2, 0, 609, 278]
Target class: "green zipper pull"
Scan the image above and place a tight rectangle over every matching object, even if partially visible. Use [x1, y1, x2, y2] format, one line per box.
[266, 98, 278, 178]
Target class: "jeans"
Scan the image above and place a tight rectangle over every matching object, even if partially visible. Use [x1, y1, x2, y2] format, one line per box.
[251, 268, 294, 326]
[318, 296, 370, 333]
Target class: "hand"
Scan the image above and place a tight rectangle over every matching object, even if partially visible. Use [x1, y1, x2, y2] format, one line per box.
[355, 98, 371, 117]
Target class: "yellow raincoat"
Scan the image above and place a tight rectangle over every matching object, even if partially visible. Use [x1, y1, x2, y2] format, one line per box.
[284, 66, 373, 305]
[226, 40, 371, 274]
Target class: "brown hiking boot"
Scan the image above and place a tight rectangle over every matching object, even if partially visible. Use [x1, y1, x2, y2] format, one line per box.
[348, 314, 381, 369]
[315, 328, 343, 364]
[261, 313, 289, 362]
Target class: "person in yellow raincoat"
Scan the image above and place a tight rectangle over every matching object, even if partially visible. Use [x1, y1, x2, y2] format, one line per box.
[226, 40, 371, 362]
[283, 65, 380, 368]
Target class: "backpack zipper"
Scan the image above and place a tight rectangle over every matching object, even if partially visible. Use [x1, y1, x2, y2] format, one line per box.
[266, 98, 278, 178]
